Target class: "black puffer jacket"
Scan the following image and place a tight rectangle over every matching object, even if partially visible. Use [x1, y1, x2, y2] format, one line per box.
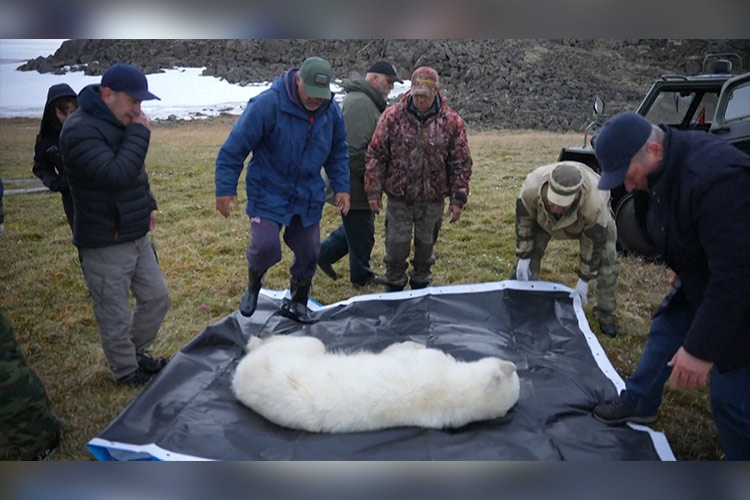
[647, 127, 750, 373]
[60, 84, 157, 248]
[33, 83, 77, 192]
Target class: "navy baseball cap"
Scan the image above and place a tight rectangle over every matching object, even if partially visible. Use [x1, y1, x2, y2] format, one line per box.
[367, 60, 403, 83]
[101, 63, 160, 101]
[595, 111, 652, 190]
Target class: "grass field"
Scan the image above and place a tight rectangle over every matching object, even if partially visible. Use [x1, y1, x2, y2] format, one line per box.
[0, 117, 723, 460]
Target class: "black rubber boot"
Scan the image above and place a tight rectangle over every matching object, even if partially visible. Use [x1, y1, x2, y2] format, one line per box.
[240, 267, 265, 317]
[279, 277, 316, 323]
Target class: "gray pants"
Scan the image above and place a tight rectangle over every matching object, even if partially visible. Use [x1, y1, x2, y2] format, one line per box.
[384, 198, 444, 288]
[78, 235, 170, 379]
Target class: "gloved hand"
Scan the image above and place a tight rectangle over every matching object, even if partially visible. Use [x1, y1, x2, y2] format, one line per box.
[574, 278, 589, 305]
[515, 259, 531, 281]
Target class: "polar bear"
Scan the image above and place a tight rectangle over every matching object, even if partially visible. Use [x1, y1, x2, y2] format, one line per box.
[232, 335, 520, 433]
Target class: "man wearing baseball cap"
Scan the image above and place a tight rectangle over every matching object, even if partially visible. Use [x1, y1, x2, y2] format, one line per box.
[216, 57, 350, 323]
[512, 162, 620, 338]
[318, 60, 402, 287]
[59, 63, 170, 387]
[592, 111, 750, 460]
[365, 66, 472, 291]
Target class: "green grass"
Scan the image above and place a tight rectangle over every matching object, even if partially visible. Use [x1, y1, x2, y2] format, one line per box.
[0, 118, 722, 460]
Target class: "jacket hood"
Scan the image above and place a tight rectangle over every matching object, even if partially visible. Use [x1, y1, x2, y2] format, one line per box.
[40, 83, 78, 136]
[343, 78, 387, 112]
[77, 84, 125, 129]
[281, 68, 332, 118]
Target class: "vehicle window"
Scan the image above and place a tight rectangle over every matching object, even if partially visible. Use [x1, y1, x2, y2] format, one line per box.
[645, 90, 719, 128]
[645, 91, 695, 124]
[689, 93, 718, 126]
[723, 82, 750, 122]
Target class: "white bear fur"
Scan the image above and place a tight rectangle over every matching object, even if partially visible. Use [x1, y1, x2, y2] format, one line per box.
[232, 335, 520, 433]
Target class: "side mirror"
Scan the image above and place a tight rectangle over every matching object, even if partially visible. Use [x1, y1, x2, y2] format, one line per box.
[593, 96, 605, 116]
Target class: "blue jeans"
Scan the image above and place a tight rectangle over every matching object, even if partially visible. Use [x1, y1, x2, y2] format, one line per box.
[710, 363, 750, 460]
[624, 301, 692, 415]
[319, 209, 376, 285]
[626, 298, 750, 460]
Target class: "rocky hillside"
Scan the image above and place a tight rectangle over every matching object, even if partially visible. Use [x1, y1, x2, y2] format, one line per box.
[19, 39, 750, 131]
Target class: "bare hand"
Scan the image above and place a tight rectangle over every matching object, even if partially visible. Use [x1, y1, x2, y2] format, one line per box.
[216, 195, 238, 217]
[133, 111, 150, 130]
[447, 203, 462, 223]
[149, 211, 156, 231]
[669, 270, 679, 288]
[335, 193, 351, 216]
[369, 198, 382, 215]
[667, 347, 713, 390]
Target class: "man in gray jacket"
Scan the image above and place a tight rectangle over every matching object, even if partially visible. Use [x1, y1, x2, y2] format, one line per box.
[318, 61, 401, 287]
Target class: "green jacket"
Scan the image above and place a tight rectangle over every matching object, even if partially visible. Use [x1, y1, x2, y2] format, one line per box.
[338, 78, 387, 209]
[515, 162, 613, 281]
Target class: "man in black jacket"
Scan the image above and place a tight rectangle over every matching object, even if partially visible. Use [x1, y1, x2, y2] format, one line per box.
[60, 63, 170, 386]
[591, 111, 750, 460]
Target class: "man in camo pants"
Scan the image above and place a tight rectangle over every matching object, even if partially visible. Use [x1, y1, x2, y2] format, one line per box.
[512, 161, 620, 338]
[0, 311, 64, 460]
[365, 66, 473, 291]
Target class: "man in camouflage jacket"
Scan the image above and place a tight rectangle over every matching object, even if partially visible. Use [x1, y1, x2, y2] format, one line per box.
[0, 311, 64, 460]
[513, 161, 620, 337]
[365, 66, 472, 291]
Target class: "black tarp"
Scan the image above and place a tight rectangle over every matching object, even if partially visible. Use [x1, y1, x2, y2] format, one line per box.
[88, 281, 674, 460]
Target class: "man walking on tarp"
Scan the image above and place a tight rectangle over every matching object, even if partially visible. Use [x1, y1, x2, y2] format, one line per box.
[215, 56, 350, 323]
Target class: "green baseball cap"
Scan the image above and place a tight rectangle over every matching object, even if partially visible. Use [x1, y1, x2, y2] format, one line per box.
[299, 57, 334, 100]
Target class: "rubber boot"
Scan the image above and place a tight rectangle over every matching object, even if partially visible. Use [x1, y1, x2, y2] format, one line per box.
[240, 267, 265, 317]
[279, 277, 316, 323]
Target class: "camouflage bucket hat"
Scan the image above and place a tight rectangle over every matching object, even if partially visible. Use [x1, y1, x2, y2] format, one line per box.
[548, 163, 583, 207]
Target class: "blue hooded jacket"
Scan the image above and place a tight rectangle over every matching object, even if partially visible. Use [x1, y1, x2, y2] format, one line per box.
[215, 69, 349, 227]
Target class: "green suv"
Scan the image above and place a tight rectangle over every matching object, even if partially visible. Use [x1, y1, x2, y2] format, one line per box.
[559, 54, 750, 257]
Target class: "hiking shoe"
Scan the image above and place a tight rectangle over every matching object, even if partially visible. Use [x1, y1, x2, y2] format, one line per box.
[600, 322, 618, 338]
[137, 353, 169, 374]
[592, 392, 658, 425]
[409, 280, 430, 290]
[353, 275, 388, 288]
[317, 259, 338, 280]
[118, 368, 153, 386]
[33, 417, 65, 461]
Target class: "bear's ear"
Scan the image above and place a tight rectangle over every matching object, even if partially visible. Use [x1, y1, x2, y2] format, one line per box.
[246, 336, 263, 352]
[498, 360, 517, 378]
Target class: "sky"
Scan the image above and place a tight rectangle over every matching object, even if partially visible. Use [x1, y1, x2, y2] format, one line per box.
[0, 39, 411, 120]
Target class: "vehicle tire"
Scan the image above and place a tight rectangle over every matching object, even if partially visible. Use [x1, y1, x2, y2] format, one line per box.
[614, 192, 659, 260]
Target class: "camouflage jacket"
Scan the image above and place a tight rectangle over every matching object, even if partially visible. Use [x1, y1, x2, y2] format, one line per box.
[515, 162, 613, 281]
[364, 91, 472, 206]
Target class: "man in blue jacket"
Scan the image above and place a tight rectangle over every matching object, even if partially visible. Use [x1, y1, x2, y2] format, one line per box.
[60, 63, 171, 386]
[215, 57, 350, 323]
[592, 112, 750, 460]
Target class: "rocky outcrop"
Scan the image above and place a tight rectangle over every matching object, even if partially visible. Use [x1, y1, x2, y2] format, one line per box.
[18, 39, 750, 131]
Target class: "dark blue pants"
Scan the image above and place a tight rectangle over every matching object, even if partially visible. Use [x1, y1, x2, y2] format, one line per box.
[247, 216, 320, 281]
[319, 209, 376, 285]
[625, 299, 750, 460]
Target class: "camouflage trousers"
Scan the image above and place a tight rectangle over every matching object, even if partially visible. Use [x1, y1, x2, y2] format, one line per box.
[384, 198, 444, 288]
[0, 312, 58, 460]
[512, 220, 620, 324]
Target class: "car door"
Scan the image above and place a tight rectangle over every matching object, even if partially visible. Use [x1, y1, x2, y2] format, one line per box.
[710, 72, 750, 155]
